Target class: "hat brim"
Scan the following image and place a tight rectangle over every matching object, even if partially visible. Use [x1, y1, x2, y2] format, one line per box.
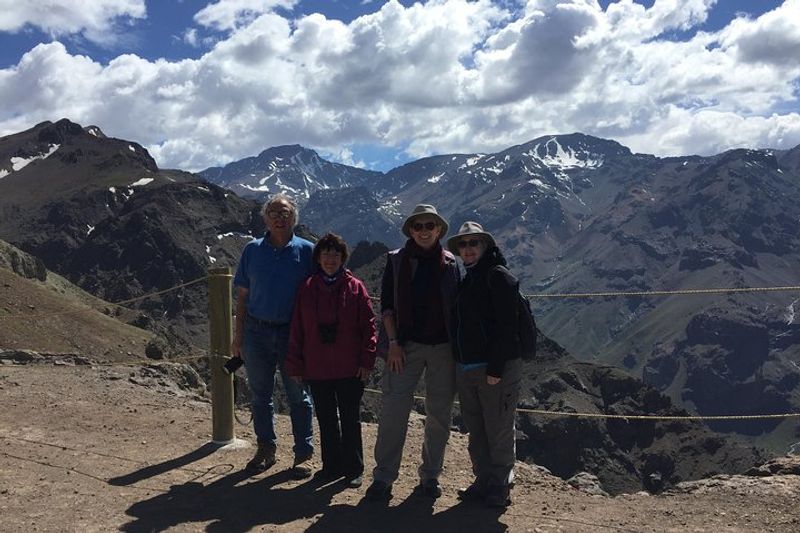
[446, 231, 496, 255]
[402, 213, 449, 238]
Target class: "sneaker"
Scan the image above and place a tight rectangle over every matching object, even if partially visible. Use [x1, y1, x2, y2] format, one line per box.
[365, 480, 392, 501]
[290, 451, 313, 479]
[485, 484, 511, 508]
[346, 474, 363, 488]
[419, 478, 442, 498]
[245, 443, 276, 473]
[457, 481, 487, 502]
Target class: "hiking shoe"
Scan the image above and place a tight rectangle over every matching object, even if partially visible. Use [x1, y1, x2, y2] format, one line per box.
[346, 474, 363, 488]
[245, 443, 276, 473]
[485, 484, 511, 508]
[419, 478, 442, 498]
[290, 451, 313, 479]
[457, 481, 487, 502]
[365, 480, 392, 501]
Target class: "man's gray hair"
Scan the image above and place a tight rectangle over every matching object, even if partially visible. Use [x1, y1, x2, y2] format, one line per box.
[261, 192, 299, 224]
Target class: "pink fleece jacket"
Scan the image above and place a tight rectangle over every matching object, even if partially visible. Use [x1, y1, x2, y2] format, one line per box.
[285, 269, 377, 380]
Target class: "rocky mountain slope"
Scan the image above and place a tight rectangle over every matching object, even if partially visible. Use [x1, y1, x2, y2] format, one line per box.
[199, 144, 382, 201]
[0, 119, 264, 343]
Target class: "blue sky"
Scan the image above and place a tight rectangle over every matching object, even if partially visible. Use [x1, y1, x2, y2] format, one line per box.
[0, 0, 797, 172]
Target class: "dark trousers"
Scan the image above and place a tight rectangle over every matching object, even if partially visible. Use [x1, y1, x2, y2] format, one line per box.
[308, 377, 364, 477]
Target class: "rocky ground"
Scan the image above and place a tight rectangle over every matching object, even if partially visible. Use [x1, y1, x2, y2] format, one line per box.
[1, 356, 798, 533]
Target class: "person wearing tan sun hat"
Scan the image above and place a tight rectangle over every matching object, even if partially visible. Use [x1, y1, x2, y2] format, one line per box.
[366, 204, 461, 501]
[447, 220, 522, 508]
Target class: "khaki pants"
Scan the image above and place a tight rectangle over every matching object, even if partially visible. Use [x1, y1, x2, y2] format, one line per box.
[372, 341, 456, 483]
[457, 357, 522, 487]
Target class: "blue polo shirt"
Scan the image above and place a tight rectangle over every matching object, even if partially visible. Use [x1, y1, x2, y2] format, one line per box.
[233, 233, 314, 323]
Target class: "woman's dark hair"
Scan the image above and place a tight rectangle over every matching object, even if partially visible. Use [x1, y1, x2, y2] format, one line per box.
[313, 232, 349, 265]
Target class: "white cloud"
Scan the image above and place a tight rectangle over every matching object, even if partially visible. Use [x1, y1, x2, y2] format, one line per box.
[327, 147, 366, 168]
[0, 0, 146, 45]
[718, 0, 800, 67]
[0, 0, 798, 172]
[194, 0, 298, 31]
[183, 28, 200, 47]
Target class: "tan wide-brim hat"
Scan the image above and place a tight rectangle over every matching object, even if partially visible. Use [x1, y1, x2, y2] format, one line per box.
[446, 221, 496, 254]
[401, 204, 449, 237]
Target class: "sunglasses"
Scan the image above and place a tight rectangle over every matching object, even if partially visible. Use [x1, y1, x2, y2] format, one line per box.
[411, 221, 438, 232]
[267, 210, 292, 220]
[457, 238, 482, 249]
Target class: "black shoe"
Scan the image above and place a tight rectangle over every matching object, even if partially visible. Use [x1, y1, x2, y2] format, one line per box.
[485, 485, 511, 508]
[365, 480, 392, 501]
[245, 443, 276, 473]
[419, 479, 442, 498]
[313, 469, 342, 482]
[457, 481, 487, 502]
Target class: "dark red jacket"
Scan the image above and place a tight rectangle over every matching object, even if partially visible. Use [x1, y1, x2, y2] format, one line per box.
[285, 270, 377, 380]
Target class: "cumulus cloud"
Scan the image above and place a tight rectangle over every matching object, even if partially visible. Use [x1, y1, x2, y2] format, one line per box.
[194, 0, 298, 31]
[718, 0, 800, 67]
[0, 0, 799, 171]
[0, 0, 146, 45]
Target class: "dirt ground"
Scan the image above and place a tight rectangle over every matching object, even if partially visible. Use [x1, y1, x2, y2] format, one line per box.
[1, 359, 799, 533]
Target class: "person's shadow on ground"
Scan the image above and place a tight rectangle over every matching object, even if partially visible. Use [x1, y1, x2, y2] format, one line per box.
[118, 464, 342, 532]
[305, 489, 509, 533]
[114, 446, 508, 532]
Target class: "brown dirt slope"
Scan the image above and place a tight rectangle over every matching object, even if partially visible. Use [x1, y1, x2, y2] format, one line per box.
[1, 359, 798, 533]
[0, 264, 153, 359]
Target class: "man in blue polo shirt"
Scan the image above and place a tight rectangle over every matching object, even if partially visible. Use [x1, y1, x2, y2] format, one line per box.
[232, 193, 314, 477]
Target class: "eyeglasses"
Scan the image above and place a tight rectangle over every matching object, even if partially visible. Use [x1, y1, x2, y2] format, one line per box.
[411, 221, 438, 232]
[457, 239, 482, 249]
[267, 210, 292, 220]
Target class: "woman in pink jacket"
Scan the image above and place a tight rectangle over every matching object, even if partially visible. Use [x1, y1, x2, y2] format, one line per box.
[286, 232, 377, 488]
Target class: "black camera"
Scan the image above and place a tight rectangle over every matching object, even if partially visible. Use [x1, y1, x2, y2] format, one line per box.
[222, 356, 244, 375]
[318, 322, 339, 344]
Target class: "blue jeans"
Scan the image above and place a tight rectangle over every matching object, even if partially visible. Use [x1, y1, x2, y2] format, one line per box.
[243, 319, 313, 456]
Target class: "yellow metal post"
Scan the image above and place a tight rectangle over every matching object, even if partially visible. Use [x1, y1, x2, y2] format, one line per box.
[208, 266, 234, 444]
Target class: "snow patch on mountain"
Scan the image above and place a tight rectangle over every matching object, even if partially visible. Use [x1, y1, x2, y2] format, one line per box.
[459, 155, 486, 170]
[378, 198, 402, 218]
[242, 183, 270, 192]
[787, 299, 798, 325]
[9, 144, 60, 171]
[217, 232, 253, 240]
[0, 169, 8, 179]
[526, 138, 604, 170]
[130, 177, 154, 187]
[427, 173, 445, 184]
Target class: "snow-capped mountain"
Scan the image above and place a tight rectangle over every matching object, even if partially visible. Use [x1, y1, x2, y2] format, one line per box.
[199, 145, 382, 202]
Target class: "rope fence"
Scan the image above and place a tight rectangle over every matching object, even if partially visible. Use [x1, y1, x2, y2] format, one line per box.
[3, 355, 799, 422]
[0, 274, 226, 321]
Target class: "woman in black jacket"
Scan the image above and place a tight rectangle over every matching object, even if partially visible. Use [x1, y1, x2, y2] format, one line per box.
[448, 221, 522, 508]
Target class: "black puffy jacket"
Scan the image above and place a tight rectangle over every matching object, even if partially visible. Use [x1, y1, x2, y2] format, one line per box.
[452, 246, 521, 378]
